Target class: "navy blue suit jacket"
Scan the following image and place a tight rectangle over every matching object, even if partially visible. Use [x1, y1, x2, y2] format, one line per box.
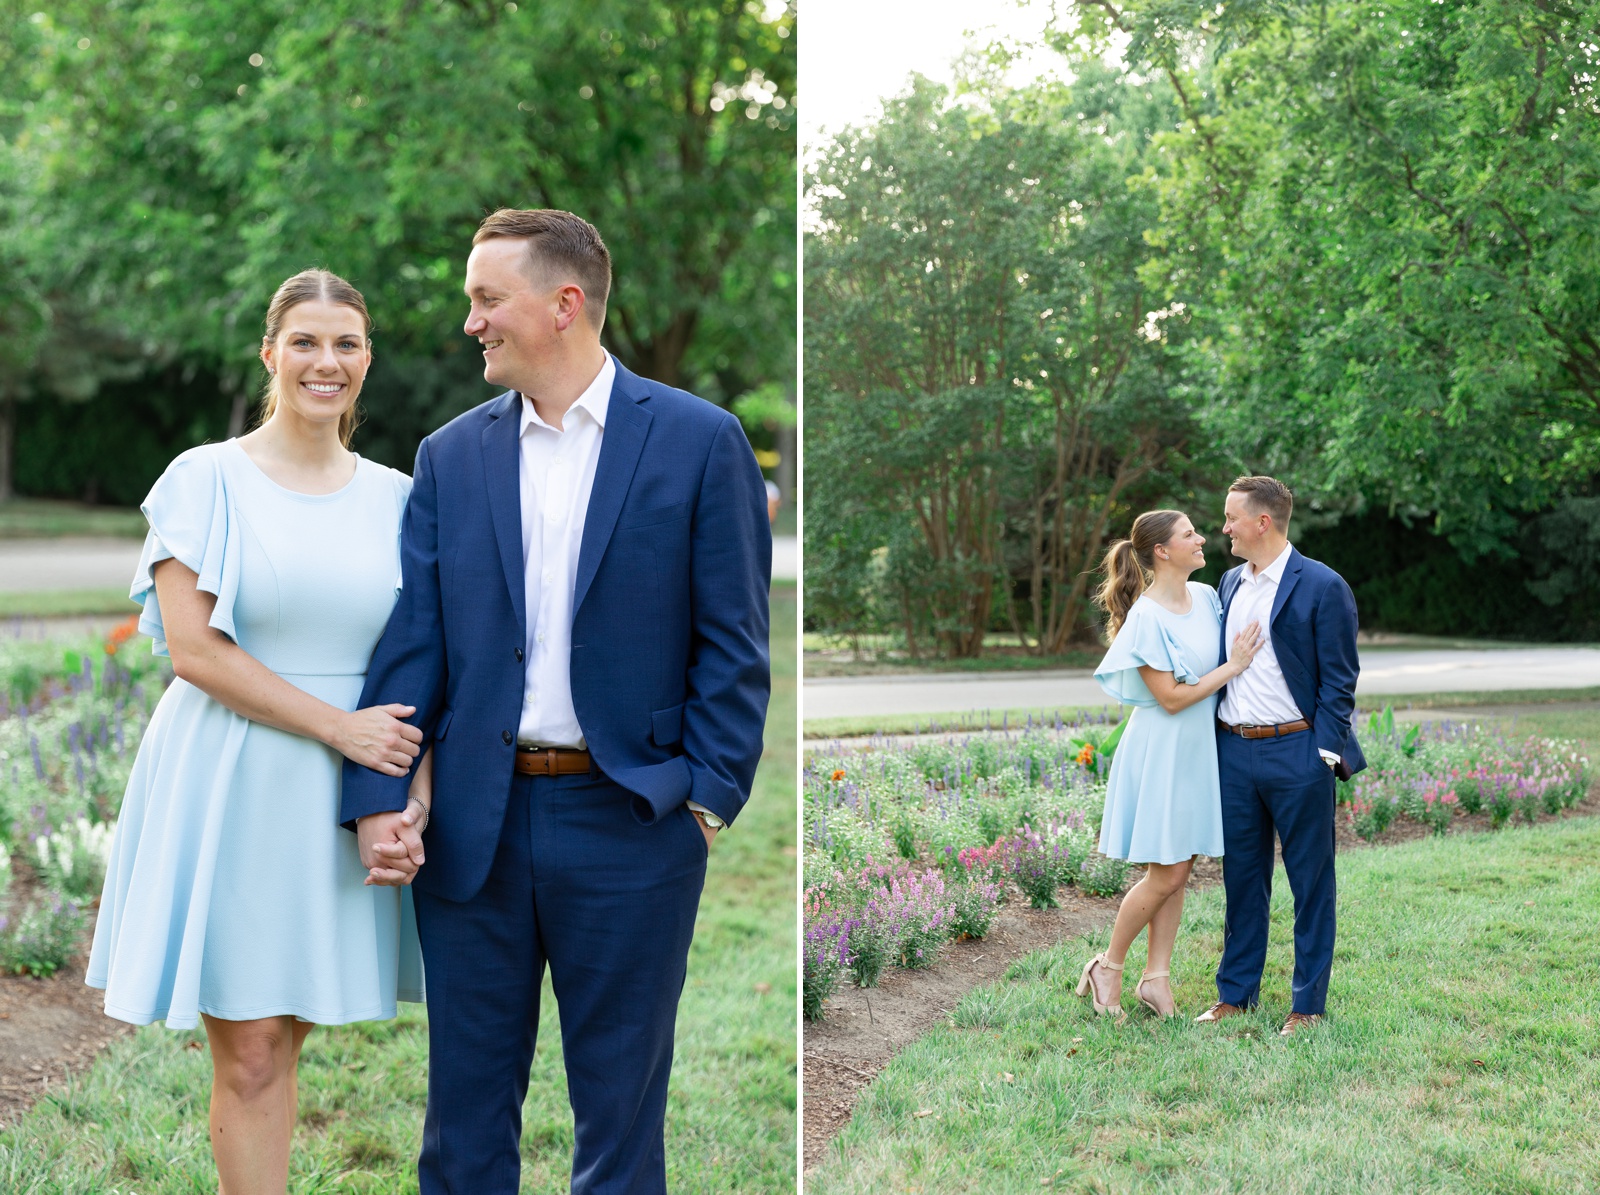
[1217, 547, 1366, 777]
[340, 361, 772, 902]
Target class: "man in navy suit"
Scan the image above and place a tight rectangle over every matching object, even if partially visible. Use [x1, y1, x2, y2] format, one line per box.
[340, 208, 771, 1193]
[1196, 476, 1364, 1036]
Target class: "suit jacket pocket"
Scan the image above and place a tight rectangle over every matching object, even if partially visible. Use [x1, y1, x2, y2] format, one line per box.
[615, 501, 691, 531]
[651, 702, 685, 747]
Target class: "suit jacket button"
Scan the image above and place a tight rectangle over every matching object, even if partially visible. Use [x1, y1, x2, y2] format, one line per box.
[502, 730, 513, 745]
[514, 647, 524, 662]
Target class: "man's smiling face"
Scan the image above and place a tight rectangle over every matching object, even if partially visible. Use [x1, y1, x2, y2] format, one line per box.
[1222, 490, 1272, 562]
[462, 237, 556, 392]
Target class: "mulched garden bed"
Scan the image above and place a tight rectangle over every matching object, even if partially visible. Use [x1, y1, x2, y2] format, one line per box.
[0, 865, 133, 1134]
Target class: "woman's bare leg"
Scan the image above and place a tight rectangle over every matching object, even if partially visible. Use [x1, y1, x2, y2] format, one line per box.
[1095, 859, 1193, 1005]
[1146, 880, 1187, 976]
[202, 1014, 314, 1195]
[1139, 868, 1192, 1014]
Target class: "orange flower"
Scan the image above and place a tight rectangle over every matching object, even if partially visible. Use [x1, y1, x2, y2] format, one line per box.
[1075, 743, 1095, 767]
[831, 769, 846, 782]
[104, 613, 139, 656]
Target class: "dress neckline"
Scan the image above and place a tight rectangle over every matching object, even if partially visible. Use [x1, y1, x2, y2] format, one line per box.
[1140, 586, 1197, 618]
[227, 439, 363, 501]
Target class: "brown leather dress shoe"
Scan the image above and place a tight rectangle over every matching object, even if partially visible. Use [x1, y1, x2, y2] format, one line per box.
[1193, 1001, 1245, 1024]
[1279, 1012, 1324, 1036]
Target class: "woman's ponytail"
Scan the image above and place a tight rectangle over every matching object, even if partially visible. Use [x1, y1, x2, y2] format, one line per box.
[1094, 509, 1187, 641]
[1094, 539, 1145, 641]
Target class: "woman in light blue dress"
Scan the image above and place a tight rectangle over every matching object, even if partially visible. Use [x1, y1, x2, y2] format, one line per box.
[1074, 510, 1261, 1019]
[87, 269, 429, 1193]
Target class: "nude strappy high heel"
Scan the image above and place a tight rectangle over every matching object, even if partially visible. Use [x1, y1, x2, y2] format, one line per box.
[1075, 953, 1124, 1016]
[1135, 969, 1177, 1018]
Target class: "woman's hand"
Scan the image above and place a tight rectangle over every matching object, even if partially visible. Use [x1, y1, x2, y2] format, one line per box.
[332, 704, 422, 775]
[1139, 617, 1267, 716]
[1228, 621, 1264, 675]
[368, 747, 434, 886]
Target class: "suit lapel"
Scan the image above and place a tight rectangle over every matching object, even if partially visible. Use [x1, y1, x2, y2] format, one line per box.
[1271, 547, 1307, 680]
[1218, 566, 1241, 660]
[1270, 547, 1303, 626]
[573, 365, 653, 616]
[482, 391, 527, 637]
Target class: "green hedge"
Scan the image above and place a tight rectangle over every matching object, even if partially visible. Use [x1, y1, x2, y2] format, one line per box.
[1293, 507, 1599, 642]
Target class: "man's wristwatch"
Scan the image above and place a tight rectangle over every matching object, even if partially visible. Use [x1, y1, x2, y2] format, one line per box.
[691, 808, 725, 830]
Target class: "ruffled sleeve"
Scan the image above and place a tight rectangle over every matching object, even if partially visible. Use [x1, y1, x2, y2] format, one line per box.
[1093, 600, 1202, 707]
[131, 445, 241, 657]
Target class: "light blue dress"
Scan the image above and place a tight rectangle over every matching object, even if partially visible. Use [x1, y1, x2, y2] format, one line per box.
[1092, 582, 1225, 864]
[87, 441, 424, 1028]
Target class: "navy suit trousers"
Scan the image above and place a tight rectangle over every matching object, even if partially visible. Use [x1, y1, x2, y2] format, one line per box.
[1215, 729, 1337, 1015]
[413, 771, 707, 1194]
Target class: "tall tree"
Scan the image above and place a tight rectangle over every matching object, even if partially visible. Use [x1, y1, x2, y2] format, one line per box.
[1, 0, 794, 484]
[1073, 0, 1600, 553]
[806, 73, 1197, 654]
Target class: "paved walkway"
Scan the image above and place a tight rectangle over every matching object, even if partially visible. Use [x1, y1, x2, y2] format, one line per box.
[0, 534, 798, 591]
[803, 646, 1600, 721]
[0, 538, 143, 592]
[772, 535, 796, 581]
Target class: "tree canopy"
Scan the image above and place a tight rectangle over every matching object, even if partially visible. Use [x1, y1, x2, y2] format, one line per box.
[0, 0, 794, 492]
[806, 0, 1600, 649]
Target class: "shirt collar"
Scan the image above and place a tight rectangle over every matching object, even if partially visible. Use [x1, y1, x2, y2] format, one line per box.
[1243, 542, 1294, 587]
[519, 352, 615, 437]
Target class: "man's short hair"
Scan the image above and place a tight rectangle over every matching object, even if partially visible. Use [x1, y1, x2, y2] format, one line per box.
[1229, 475, 1294, 527]
[473, 208, 611, 328]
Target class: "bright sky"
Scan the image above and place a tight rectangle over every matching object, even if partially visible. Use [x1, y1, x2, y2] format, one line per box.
[800, 0, 1064, 144]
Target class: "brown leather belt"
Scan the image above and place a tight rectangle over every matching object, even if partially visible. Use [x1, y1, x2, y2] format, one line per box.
[514, 746, 592, 776]
[1217, 718, 1311, 740]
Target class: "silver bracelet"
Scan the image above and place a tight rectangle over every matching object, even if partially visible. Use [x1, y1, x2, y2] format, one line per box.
[407, 795, 430, 834]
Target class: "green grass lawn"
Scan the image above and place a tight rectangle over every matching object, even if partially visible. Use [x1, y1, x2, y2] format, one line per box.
[804, 691, 1600, 740]
[0, 589, 141, 618]
[808, 815, 1600, 1192]
[0, 500, 147, 539]
[804, 649, 1105, 678]
[1484, 705, 1600, 748]
[801, 632, 1589, 679]
[0, 584, 798, 1194]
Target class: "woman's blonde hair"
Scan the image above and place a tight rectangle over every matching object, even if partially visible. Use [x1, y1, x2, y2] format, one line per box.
[258, 269, 372, 448]
[1093, 509, 1187, 640]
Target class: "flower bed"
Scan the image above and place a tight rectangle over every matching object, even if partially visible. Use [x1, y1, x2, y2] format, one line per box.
[803, 721, 1126, 1020]
[1340, 707, 1591, 840]
[0, 617, 169, 975]
[802, 709, 1593, 1021]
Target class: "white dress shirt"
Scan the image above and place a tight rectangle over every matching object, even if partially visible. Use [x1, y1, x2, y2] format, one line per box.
[1218, 543, 1339, 765]
[516, 354, 614, 747]
[1218, 543, 1301, 727]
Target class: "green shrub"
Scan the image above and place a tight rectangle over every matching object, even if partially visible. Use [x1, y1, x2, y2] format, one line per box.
[1078, 853, 1130, 897]
[0, 894, 86, 977]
